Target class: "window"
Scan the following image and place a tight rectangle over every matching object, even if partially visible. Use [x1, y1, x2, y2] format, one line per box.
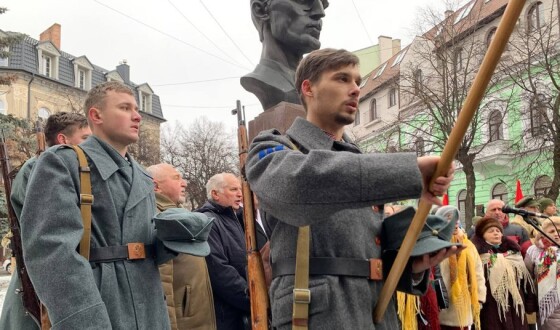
[374, 63, 387, 78]
[369, 99, 377, 121]
[388, 88, 396, 107]
[528, 2, 545, 32]
[42, 55, 52, 77]
[138, 84, 154, 114]
[530, 94, 547, 136]
[534, 175, 552, 197]
[454, 48, 463, 71]
[415, 137, 425, 156]
[37, 42, 60, 80]
[0, 100, 5, 115]
[413, 69, 423, 95]
[38, 107, 51, 122]
[0, 47, 8, 66]
[354, 110, 360, 126]
[391, 49, 407, 67]
[491, 183, 508, 201]
[359, 76, 369, 88]
[79, 69, 86, 89]
[457, 189, 467, 222]
[486, 28, 497, 48]
[488, 110, 503, 142]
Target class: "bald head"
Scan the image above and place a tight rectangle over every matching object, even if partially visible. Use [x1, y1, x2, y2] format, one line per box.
[146, 163, 187, 205]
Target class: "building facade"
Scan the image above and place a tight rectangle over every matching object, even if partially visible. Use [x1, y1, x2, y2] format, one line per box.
[0, 23, 165, 165]
[351, 0, 560, 225]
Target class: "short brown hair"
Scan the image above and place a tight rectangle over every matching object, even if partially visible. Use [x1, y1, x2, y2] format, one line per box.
[84, 81, 134, 121]
[295, 48, 359, 108]
[44, 112, 88, 147]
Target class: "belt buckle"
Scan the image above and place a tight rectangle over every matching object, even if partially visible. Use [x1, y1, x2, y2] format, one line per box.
[127, 243, 146, 260]
[293, 288, 311, 304]
[369, 259, 383, 280]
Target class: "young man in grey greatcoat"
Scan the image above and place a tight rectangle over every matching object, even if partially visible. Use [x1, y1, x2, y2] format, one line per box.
[246, 48, 459, 329]
[0, 112, 91, 330]
[19, 81, 170, 329]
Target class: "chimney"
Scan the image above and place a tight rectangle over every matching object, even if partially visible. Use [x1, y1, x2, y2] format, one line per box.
[117, 60, 130, 84]
[39, 23, 61, 49]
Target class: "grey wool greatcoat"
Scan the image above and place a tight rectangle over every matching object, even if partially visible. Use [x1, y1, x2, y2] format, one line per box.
[0, 157, 40, 330]
[246, 117, 428, 330]
[19, 136, 170, 329]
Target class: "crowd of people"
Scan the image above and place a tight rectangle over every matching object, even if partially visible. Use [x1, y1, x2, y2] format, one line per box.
[0, 47, 558, 330]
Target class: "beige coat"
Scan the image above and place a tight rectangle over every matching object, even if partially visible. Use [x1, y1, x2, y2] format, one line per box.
[156, 193, 216, 330]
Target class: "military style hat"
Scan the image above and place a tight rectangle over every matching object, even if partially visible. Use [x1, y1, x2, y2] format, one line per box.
[154, 208, 214, 257]
[515, 196, 540, 209]
[538, 197, 555, 212]
[382, 206, 461, 256]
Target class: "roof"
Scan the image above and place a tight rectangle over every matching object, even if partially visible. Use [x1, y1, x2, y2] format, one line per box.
[1, 32, 165, 121]
[359, 0, 508, 102]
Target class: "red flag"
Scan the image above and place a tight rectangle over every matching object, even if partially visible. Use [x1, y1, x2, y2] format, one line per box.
[442, 193, 449, 206]
[515, 179, 524, 203]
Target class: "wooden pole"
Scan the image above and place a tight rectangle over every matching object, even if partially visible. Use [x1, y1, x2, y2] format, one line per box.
[373, 0, 527, 322]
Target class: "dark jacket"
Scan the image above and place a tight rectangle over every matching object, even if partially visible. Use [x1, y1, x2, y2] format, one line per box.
[196, 201, 250, 330]
[471, 235, 536, 330]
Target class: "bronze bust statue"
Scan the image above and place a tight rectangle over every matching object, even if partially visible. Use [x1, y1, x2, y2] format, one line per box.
[241, 0, 329, 110]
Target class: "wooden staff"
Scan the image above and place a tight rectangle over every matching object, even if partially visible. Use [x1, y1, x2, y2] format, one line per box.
[234, 100, 269, 329]
[373, 0, 526, 322]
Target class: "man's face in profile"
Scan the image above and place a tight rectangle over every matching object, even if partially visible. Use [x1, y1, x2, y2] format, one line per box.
[269, 0, 327, 54]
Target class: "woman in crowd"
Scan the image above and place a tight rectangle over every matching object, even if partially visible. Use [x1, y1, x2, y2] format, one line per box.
[524, 216, 560, 329]
[435, 206, 486, 330]
[471, 216, 536, 329]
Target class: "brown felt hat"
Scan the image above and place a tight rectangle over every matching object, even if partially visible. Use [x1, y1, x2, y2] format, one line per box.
[475, 216, 503, 238]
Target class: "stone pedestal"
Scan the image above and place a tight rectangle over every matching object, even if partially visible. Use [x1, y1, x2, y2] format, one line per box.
[248, 102, 305, 142]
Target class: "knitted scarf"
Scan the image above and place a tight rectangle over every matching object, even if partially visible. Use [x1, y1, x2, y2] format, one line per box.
[534, 245, 560, 324]
[448, 234, 480, 329]
[479, 249, 534, 322]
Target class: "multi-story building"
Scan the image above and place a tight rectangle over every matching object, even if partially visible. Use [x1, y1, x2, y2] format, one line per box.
[0, 23, 165, 165]
[351, 0, 560, 225]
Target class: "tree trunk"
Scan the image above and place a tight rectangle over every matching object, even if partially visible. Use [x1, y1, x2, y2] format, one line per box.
[459, 153, 476, 229]
[548, 141, 560, 201]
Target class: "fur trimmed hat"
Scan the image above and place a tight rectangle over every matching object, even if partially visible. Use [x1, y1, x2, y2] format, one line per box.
[475, 216, 503, 238]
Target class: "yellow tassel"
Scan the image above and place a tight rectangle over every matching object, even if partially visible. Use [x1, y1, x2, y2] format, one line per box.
[397, 291, 418, 330]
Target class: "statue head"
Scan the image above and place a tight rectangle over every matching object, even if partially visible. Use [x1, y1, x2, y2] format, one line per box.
[250, 0, 329, 55]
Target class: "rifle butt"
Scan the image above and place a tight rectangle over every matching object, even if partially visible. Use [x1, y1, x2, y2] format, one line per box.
[247, 252, 269, 330]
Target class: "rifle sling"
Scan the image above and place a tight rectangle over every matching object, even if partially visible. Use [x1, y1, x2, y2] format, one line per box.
[68, 145, 93, 260]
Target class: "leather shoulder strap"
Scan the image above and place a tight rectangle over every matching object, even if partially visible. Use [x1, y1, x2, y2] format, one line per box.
[68, 145, 93, 260]
[285, 138, 311, 330]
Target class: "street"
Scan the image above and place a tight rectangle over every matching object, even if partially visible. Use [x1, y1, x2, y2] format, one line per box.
[0, 271, 11, 312]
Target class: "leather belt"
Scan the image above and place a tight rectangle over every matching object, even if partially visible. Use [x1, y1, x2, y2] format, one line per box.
[89, 243, 154, 263]
[272, 257, 383, 280]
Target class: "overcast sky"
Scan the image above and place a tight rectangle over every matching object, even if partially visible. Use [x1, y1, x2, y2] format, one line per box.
[2, 0, 456, 131]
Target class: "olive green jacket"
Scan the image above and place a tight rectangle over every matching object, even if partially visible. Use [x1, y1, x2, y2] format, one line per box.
[156, 193, 216, 330]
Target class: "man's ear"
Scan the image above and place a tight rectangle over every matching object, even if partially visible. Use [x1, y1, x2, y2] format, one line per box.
[251, 0, 269, 22]
[55, 133, 67, 145]
[301, 80, 313, 98]
[153, 179, 161, 193]
[211, 189, 220, 202]
[88, 107, 102, 125]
